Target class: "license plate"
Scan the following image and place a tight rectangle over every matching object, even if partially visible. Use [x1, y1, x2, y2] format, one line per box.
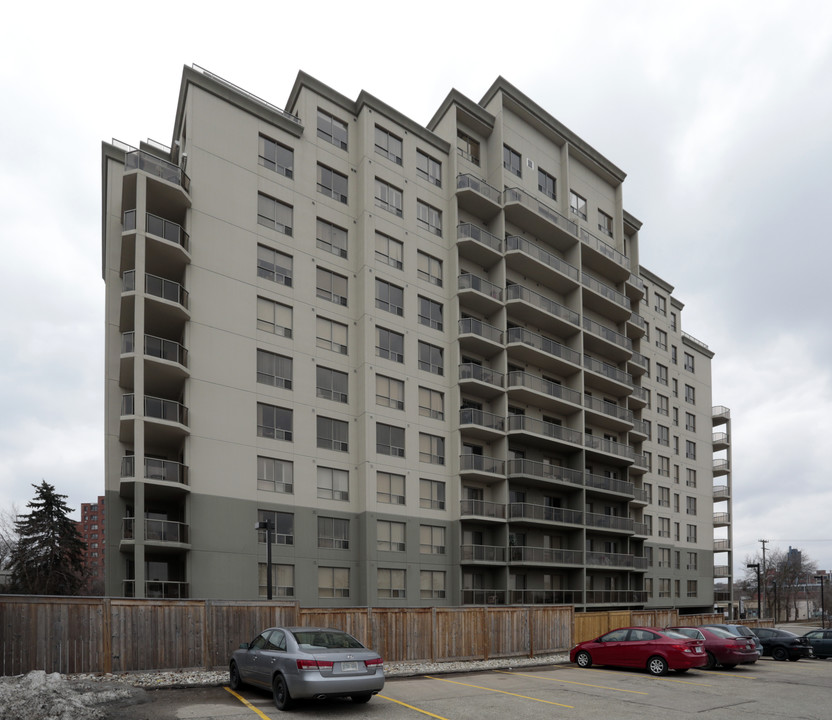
[694, 646, 702, 653]
[341, 661, 358, 671]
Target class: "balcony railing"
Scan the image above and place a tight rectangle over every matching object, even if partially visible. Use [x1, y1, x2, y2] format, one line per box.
[459, 408, 505, 432]
[459, 363, 503, 388]
[583, 355, 632, 385]
[582, 316, 632, 351]
[457, 222, 503, 253]
[584, 434, 635, 462]
[503, 187, 578, 237]
[458, 317, 503, 344]
[583, 394, 633, 423]
[145, 518, 189, 544]
[714, 539, 731, 551]
[578, 227, 629, 269]
[456, 174, 502, 204]
[507, 589, 583, 605]
[585, 590, 646, 604]
[504, 283, 580, 326]
[584, 472, 634, 496]
[120, 456, 188, 485]
[145, 272, 189, 309]
[145, 580, 189, 599]
[586, 551, 637, 568]
[506, 414, 583, 445]
[124, 210, 190, 252]
[509, 545, 583, 564]
[581, 272, 631, 311]
[459, 454, 505, 476]
[506, 327, 582, 366]
[125, 149, 190, 192]
[508, 502, 583, 526]
[633, 521, 649, 535]
[461, 589, 506, 605]
[121, 394, 189, 426]
[714, 512, 731, 525]
[584, 512, 634, 532]
[460, 544, 506, 562]
[460, 499, 506, 519]
[506, 370, 582, 405]
[458, 273, 502, 302]
[123, 332, 188, 366]
[505, 235, 580, 282]
[507, 458, 584, 486]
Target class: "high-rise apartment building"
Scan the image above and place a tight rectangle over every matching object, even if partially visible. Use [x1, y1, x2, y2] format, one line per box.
[76, 495, 106, 593]
[101, 65, 729, 610]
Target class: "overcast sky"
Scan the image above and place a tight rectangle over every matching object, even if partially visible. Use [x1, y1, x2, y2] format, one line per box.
[1, 1, 830, 578]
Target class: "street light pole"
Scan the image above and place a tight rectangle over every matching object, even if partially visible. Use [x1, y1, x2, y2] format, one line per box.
[256, 520, 274, 600]
[816, 575, 826, 630]
[748, 563, 761, 620]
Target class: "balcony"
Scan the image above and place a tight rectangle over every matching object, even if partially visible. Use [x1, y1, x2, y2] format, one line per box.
[626, 311, 647, 339]
[713, 485, 730, 501]
[582, 317, 632, 362]
[120, 456, 189, 492]
[457, 222, 502, 267]
[459, 454, 505, 483]
[713, 459, 730, 477]
[632, 521, 649, 537]
[460, 499, 506, 521]
[508, 589, 582, 605]
[503, 187, 578, 251]
[509, 545, 583, 565]
[584, 434, 636, 465]
[625, 273, 645, 301]
[584, 512, 634, 534]
[506, 458, 584, 489]
[713, 512, 731, 527]
[120, 517, 190, 548]
[460, 544, 506, 563]
[583, 355, 633, 395]
[714, 565, 731, 577]
[456, 174, 502, 220]
[504, 283, 580, 337]
[583, 394, 633, 432]
[713, 539, 731, 552]
[504, 236, 580, 293]
[584, 590, 646, 605]
[506, 414, 583, 451]
[712, 405, 731, 425]
[458, 318, 503, 358]
[458, 273, 502, 315]
[461, 589, 507, 605]
[507, 502, 583, 528]
[579, 227, 630, 280]
[627, 351, 649, 377]
[581, 272, 631, 320]
[629, 419, 649, 440]
[586, 551, 637, 569]
[120, 393, 189, 445]
[459, 363, 504, 399]
[123, 580, 189, 599]
[628, 385, 649, 409]
[584, 472, 635, 499]
[713, 431, 730, 450]
[459, 408, 505, 441]
[123, 270, 190, 336]
[125, 149, 191, 193]
[506, 327, 581, 375]
[505, 370, 582, 415]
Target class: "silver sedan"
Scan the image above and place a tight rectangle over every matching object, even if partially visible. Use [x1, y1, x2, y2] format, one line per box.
[229, 626, 385, 710]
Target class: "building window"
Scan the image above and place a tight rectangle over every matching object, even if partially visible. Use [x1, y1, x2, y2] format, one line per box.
[377, 520, 406, 552]
[257, 457, 293, 493]
[257, 297, 292, 338]
[418, 341, 443, 375]
[377, 471, 406, 505]
[686, 524, 697, 543]
[420, 478, 446, 510]
[258, 135, 293, 178]
[686, 469, 697, 488]
[316, 366, 348, 403]
[685, 412, 696, 431]
[656, 328, 667, 351]
[684, 352, 695, 372]
[376, 374, 404, 410]
[318, 566, 349, 598]
[318, 516, 349, 549]
[420, 570, 446, 599]
[503, 145, 521, 177]
[672, 378, 679, 397]
[687, 580, 698, 598]
[418, 296, 443, 331]
[645, 577, 653, 598]
[658, 516, 670, 538]
[316, 317, 347, 355]
[687, 552, 698, 571]
[257, 509, 294, 545]
[257, 350, 292, 389]
[657, 394, 669, 416]
[417, 251, 443, 286]
[419, 433, 445, 465]
[377, 423, 406, 457]
[317, 416, 348, 452]
[657, 424, 669, 447]
[655, 294, 667, 315]
[377, 568, 406, 599]
[259, 563, 294, 598]
[685, 384, 696, 404]
[538, 168, 556, 200]
[457, 130, 480, 165]
[569, 191, 587, 220]
[257, 193, 293, 235]
[375, 232, 403, 270]
[671, 345, 678, 364]
[420, 525, 446, 555]
[418, 387, 444, 420]
[317, 164, 348, 203]
[375, 178, 403, 217]
[656, 363, 668, 386]
[658, 486, 670, 508]
[658, 578, 671, 599]
[257, 245, 293, 286]
[598, 210, 613, 237]
[685, 440, 696, 460]
[316, 218, 348, 258]
[317, 466, 349, 501]
[375, 125, 402, 164]
[316, 267, 348, 306]
[659, 548, 671, 568]
[375, 278, 404, 316]
[416, 150, 441, 186]
[257, 403, 292, 441]
[416, 200, 442, 236]
[686, 497, 697, 516]
[658, 455, 670, 477]
[317, 108, 347, 150]
[376, 327, 404, 363]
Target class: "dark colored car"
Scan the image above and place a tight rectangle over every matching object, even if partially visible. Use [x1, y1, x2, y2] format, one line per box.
[801, 629, 832, 659]
[570, 626, 707, 676]
[700, 624, 762, 659]
[667, 626, 758, 669]
[750, 627, 814, 661]
[229, 626, 385, 710]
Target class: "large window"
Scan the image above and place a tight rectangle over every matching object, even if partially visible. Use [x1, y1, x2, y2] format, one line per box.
[686, 524, 697, 543]
[417, 251, 442, 286]
[376, 374, 404, 410]
[376, 326, 404, 363]
[257, 509, 293, 545]
[598, 209, 613, 237]
[375, 178, 403, 217]
[686, 440, 696, 460]
[317, 109, 347, 150]
[377, 568, 406, 599]
[258, 135, 293, 178]
[316, 366, 348, 403]
[257, 403, 292, 441]
[317, 164, 348, 203]
[257, 245, 293, 286]
[316, 218, 348, 259]
[375, 278, 404, 316]
[503, 145, 521, 177]
[569, 190, 587, 220]
[420, 478, 445, 510]
[684, 352, 695, 372]
[538, 168, 556, 200]
[418, 341, 443, 375]
[318, 516, 349, 549]
[416, 150, 441, 186]
[316, 267, 348, 306]
[416, 200, 442, 236]
[457, 130, 480, 165]
[375, 125, 403, 164]
[376, 423, 406, 457]
[418, 296, 443, 331]
[419, 433, 445, 465]
[418, 387, 444, 420]
[420, 525, 446, 555]
[316, 317, 348, 355]
[375, 231, 403, 270]
[257, 193, 293, 235]
[317, 416, 348, 452]
[317, 466, 349, 501]
[257, 350, 292, 389]
[318, 567, 349, 598]
[377, 471, 405, 505]
[377, 520, 406, 552]
[656, 363, 668, 386]
[258, 563, 294, 598]
[686, 496, 697, 516]
[685, 384, 696, 404]
[420, 570, 446, 599]
[257, 297, 292, 337]
[257, 456, 293, 494]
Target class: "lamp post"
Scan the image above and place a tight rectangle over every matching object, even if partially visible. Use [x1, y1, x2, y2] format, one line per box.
[256, 520, 274, 600]
[816, 575, 826, 629]
[748, 563, 761, 620]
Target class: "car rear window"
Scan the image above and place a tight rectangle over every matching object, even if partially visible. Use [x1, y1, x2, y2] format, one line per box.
[292, 630, 365, 649]
[707, 627, 737, 639]
[663, 630, 690, 639]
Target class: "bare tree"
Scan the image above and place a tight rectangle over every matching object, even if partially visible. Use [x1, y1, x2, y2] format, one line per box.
[0, 503, 19, 588]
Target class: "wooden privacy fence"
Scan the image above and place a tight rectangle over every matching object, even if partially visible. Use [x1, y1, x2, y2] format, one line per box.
[573, 609, 724, 643]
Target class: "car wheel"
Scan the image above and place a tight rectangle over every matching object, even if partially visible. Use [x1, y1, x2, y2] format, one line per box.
[351, 694, 373, 704]
[704, 651, 717, 670]
[229, 661, 243, 691]
[772, 647, 788, 661]
[721, 663, 737, 669]
[575, 651, 592, 668]
[272, 674, 293, 711]
[647, 656, 669, 676]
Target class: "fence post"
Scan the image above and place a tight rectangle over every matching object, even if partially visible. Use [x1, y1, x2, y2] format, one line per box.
[101, 598, 112, 675]
[202, 600, 211, 669]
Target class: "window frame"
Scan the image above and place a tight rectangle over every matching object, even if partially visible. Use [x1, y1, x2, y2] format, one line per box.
[416, 149, 442, 186]
[375, 177, 403, 217]
[257, 244, 293, 286]
[317, 416, 349, 452]
[317, 108, 348, 150]
[316, 163, 348, 204]
[258, 134, 293, 178]
[257, 193, 293, 236]
[374, 125, 403, 164]
[316, 366, 348, 403]
[376, 326, 404, 363]
[257, 402, 293, 441]
[317, 466, 349, 501]
[316, 218, 348, 259]
[416, 199, 442, 236]
[257, 349, 293, 389]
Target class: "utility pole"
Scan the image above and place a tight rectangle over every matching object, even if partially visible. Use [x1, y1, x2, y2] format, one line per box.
[760, 539, 769, 618]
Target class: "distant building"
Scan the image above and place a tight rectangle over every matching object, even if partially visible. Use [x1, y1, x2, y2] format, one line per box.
[76, 496, 105, 594]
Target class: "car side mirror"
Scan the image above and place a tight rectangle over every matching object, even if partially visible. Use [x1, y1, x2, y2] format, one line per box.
[239, 642, 250, 649]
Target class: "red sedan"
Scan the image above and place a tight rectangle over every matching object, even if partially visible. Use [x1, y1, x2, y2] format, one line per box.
[570, 626, 707, 676]
[667, 626, 759, 669]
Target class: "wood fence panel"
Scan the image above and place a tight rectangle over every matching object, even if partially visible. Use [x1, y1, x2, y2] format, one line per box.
[206, 601, 297, 669]
[631, 609, 678, 628]
[529, 606, 572, 655]
[433, 608, 486, 661]
[485, 607, 528, 658]
[298, 608, 371, 648]
[574, 610, 631, 643]
[368, 608, 433, 662]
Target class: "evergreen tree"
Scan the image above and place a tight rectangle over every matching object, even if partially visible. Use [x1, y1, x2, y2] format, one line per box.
[9, 481, 87, 595]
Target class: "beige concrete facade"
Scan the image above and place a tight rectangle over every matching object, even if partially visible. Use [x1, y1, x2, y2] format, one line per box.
[101, 66, 727, 610]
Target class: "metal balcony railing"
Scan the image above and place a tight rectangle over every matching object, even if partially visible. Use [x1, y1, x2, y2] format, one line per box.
[504, 283, 580, 326]
[125, 149, 190, 192]
[505, 235, 580, 282]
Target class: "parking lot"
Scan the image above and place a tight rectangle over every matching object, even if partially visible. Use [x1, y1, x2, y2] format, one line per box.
[119, 657, 832, 720]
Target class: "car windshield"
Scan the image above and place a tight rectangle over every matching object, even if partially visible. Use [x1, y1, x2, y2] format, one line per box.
[291, 630, 365, 649]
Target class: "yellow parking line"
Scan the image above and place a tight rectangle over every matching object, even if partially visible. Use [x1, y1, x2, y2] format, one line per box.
[224, 686, 273, 720]
[424, 675, 574, 708]
[379, 694, 452, 720]
[493, 669, 648, 694]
